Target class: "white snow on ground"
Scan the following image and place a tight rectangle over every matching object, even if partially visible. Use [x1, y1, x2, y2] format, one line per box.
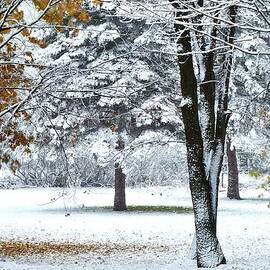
[0, 184, 269, 270]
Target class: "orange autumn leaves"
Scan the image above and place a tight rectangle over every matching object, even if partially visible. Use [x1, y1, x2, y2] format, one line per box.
[32, 0, 104, 26]
[0, 0, 103, 45]
[0, 0, 103, 115]
[0, 0, 103, 169]
[0, 7, 24, 44]
[1, 0, 101, 116]
[0, 43, 29, 112]
[0, 126, 34, 171]
[0, 43, 33, 170]
[33, 0, 91, 25]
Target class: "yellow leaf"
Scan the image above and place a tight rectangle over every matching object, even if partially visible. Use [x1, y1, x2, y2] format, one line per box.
[77, 10, 91, 23]
[32, 0, 50, 11]
[92, 0, 103, 6]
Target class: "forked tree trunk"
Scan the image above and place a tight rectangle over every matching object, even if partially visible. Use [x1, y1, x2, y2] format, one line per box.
[226, 139, 240, 199]
[113, 162, 127, 211]
[173, 12, 226, 266]
[171, 0, 237, 266]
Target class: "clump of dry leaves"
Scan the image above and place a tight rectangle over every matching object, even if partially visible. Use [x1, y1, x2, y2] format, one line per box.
[0, 241, 170, 257]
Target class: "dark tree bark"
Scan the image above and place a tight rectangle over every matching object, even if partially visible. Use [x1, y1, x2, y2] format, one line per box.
[114, 162, 127, 211]
[169, 0, 237, 265]
[226, 138, 240, 199]
[169, 0, 240, 266]
[173, 10, 226, 268]
[113, 139, 127, 211]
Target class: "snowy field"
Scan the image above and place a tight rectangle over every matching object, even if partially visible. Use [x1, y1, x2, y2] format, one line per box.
[0, 184, 269, 270]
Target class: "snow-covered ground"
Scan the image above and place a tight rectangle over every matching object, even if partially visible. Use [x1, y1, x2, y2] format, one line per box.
[0, 184, 269, 269]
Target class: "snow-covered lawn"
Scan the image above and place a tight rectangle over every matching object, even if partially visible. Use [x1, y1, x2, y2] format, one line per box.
[0, 186, 269, 269]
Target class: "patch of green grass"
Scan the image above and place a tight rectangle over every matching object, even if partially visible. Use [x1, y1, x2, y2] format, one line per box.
[82, 205, 192, 214]
[127, 205, 192, 213]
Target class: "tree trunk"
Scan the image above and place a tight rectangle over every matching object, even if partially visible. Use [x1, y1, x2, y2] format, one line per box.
[226, 139, 240, 199]
[114, 162, 127, 211]
[188, 144, 226, 267]
[113, 137, 127, 211]
[170, 0, 239, 267]
[173, 12, 226, 266]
